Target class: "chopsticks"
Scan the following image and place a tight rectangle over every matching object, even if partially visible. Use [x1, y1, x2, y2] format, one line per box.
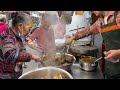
[69, 27, 85, 32]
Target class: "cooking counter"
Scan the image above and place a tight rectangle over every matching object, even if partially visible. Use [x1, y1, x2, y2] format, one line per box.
[70, 63, 104, 79]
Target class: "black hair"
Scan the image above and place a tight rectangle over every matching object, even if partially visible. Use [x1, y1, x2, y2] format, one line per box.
[0, 18, 5, 22]
[23, 11, 30, 15]
[12, 12, 32, 27]
[18, 11, 31, 15]
[11, 12, 16, 19]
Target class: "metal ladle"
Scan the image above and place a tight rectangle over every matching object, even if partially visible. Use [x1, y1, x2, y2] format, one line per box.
[66, 45, 69, 54]
[61, 45, 70, 62]
[95, 57, 102, 62]
[60, 46, 66, 58]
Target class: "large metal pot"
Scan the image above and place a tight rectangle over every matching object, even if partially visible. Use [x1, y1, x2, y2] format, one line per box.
[19, 67, 73, 79]
[79, 56, 98, 72]
[70, 45, 98, 56]
[39, 53, 76, 72]
[69, 45, 98, 63]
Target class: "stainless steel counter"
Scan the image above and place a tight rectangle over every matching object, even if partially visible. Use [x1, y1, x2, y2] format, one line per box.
[70, 63, 104, 79]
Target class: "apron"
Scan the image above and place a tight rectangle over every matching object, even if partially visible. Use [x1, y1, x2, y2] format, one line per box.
[101, 11, 120, 79]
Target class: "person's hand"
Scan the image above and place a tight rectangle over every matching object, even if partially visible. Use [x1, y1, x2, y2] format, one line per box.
[27, 40, 35, 49]
[104, 50, 120, 62]
[65, 36, 75, 45]
[65, 35, 71, 39]
[31, 54, 43, 62]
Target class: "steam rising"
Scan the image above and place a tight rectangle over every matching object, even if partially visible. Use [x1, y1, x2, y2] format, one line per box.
[45, 11, 67, 55]
[31, 11, 69, 56]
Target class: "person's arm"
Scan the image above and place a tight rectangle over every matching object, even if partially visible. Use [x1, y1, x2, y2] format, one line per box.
[65, 18, 101, 45]
[26, 28, 39, 48]
[26, 28, 39, 41]
[1, 32, 41, 64]
[74, 18, 101, 40]
[1, 33, 32, 63]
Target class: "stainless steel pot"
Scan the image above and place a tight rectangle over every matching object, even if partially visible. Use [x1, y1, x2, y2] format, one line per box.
[19, 67, 73, 79]
[79, 56, 98, 72]
[56, 62, 72, 72]
[70, 45, 98, 56]
[39, 53, 76, 72]
[69, 45, 98, 63]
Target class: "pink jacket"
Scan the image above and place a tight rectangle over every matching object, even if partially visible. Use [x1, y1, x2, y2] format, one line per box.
[27, 25, 56, 54]
[0, 22, 8, 34]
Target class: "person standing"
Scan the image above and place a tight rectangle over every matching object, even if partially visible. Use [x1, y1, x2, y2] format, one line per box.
[0, 12, 42, 79]
[0, 14, 8, 34]
[66, 11, 120, 79]
[27, 11, 58, 54]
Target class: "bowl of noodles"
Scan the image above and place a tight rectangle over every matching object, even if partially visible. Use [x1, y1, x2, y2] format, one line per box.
[19, 67, 73, 79]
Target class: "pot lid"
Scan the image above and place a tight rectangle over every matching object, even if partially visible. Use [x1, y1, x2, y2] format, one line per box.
[70, 45, 98, 54]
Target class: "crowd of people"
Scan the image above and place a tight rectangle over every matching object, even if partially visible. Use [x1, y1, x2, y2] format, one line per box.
[0, 11, 120, 79]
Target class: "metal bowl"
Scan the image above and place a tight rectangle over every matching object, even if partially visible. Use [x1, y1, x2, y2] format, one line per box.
[39, 53, 76, 72]
[79, 56, 98, 72]
[19, 67, 73, 79]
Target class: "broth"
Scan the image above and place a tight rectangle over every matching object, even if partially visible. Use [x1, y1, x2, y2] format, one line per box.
[80, 57, 96, 64]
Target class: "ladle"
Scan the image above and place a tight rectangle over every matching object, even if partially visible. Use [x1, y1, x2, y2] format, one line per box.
[95, 57, 102, 62]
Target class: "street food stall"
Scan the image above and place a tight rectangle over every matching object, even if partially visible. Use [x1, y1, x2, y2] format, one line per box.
[21, 11, 104, 79]
[0, 11, 105, 79]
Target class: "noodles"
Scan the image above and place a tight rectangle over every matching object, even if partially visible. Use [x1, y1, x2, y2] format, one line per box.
[40, 73, 66, 79]
[42, 54, 74, 66]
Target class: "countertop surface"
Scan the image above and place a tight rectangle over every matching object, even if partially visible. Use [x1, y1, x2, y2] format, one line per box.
[70, 63, 104, 79]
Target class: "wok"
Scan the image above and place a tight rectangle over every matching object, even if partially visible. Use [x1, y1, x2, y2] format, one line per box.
[39, 53, 76, 72]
